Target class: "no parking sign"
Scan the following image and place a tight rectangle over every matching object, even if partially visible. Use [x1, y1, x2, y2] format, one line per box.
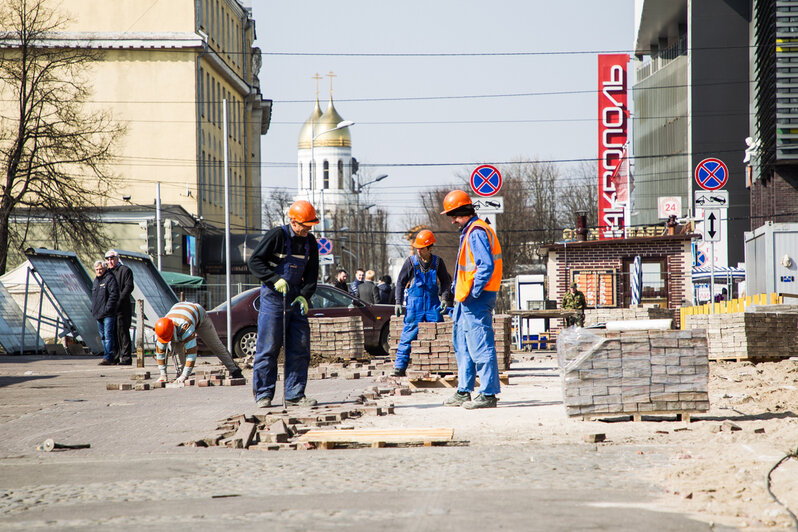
[470, 165, 502, 197]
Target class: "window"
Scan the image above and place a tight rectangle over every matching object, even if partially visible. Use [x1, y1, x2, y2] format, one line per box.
[199, 68, 204, 118]
[323, 160, 329, 188]
[217, 81, 221, 128]
[311, 286, 358, 309]
[206, 72, 211, 120]
[211, 79, 216, 125]
[337, 160, 343, 189]
[200, 149, 206, 202]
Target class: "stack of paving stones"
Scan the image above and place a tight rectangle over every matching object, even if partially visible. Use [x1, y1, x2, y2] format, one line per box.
[182, 383, 410, 451]
[557, 328, 710, 417]
[106, 368, 245, 391]
[309, 316, 366, 360]
[388, 315, 512, 374]
[684, 311, 798, 361]
[307, 359, 394, 380]
[584, 307, 675, 327]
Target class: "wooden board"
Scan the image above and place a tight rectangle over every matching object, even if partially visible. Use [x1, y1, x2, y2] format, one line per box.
[581, 411, 693, 423]
[298, 428, 454, 445]
[408, 373, 509, 390]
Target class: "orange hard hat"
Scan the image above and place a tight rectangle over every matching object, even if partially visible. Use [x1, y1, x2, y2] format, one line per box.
[440, 190, 473, 214]
[288, 200, 319, 225]
[155, 317, 174, 343]
[412, 229, 436, 249]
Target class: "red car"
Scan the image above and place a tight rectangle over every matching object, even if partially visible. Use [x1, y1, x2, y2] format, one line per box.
[205, 284, 394, 358]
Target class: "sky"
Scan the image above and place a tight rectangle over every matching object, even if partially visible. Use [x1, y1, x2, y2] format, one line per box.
[251, 1, 634, 227]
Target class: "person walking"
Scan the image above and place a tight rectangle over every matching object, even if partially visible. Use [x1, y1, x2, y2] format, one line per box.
[105, 250, 134, 365]
[440, 190, 503, 409]
[562, 282, 587, 327]
[333, 269, 348, 292]
[91, 260, 119, 366]
[248, 200, 320, 408]
[392, 230, 453, 377]
[377, 275, 395, 304]
[153, 302, 244, 383]
[349, 268, 365, 297]
[357, 269, 380, 304]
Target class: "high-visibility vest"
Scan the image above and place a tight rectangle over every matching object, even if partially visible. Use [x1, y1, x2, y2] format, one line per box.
[454, 219, 503, 302]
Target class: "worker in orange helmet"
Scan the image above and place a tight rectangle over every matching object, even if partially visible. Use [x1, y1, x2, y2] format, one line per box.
[440, 190, 503, 409]
[153, 302, 243, 383]
[392, 229, 453, 377]
[247, 199, 320, 408]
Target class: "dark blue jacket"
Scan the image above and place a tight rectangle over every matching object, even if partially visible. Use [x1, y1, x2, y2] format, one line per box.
[91, 270, 119, 320]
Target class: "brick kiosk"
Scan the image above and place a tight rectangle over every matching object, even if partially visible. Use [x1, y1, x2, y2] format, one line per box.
[540, 233, 694, 338]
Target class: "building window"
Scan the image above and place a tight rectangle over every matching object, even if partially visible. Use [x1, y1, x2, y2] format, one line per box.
[211, 80, 216, 125]
[337, 160, 343, 189]
[323, 160, 329, 189]
[310, 161, 315, 189]
[199, 68, 204, 118]
[217, 81, 221, 129]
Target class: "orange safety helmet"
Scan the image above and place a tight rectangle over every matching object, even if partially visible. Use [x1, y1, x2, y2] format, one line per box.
[155, 317, 174, 343]
[412, 229, 436, 249]
[440, 190, 473, 214]
[288, 200, 319, 225]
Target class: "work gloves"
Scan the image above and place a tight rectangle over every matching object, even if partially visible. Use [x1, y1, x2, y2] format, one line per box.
[273, 278, 289, 295]
[292, 295, 309, 315]
[394, 304, 403, 317]
[438, 301, 449, 313]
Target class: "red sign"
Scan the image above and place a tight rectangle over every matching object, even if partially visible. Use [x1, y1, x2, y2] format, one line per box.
[470, 165, 502, 197]
[597, 54, 630, 240]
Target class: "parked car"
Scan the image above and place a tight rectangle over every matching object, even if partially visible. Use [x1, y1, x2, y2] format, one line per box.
[205, 284, 394, 358]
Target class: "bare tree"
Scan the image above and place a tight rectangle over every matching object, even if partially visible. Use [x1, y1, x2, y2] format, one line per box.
[0, 0, 124, 274]
[558, 160, 598, 231]
[261, 188, 293, 229]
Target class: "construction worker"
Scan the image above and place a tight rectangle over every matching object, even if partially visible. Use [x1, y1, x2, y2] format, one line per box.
[393, 230, 453, 377]
[562, 282, 586, 327]
[441, 190, 503, 409]
[154, 302, 244, 383]
[248, 199, 320, 408]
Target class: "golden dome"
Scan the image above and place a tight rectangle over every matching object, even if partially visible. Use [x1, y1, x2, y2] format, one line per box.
[297, 97, 351, 149]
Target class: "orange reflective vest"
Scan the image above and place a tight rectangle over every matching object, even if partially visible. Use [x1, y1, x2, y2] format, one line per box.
[454, 219, 503, 302]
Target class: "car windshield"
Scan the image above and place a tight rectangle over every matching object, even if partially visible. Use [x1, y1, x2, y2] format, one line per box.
[311, 286, 357, 309]
[211, 288, 257, 312]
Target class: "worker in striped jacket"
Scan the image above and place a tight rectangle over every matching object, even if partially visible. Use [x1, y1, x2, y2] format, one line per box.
[154, 302, 244, 383]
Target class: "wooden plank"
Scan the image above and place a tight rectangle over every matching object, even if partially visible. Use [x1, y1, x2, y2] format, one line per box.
[299, 428, 455, 444]
[408, 373, 509, 390]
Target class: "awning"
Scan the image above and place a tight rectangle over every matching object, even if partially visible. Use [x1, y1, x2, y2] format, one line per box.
[691, 266, 745, 282]
[160, 271, 206, 287]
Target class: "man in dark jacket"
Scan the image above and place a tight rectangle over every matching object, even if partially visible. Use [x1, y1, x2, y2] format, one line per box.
[377, 275, 394, 304]
[105, 250, 134, 365]
[333, 269, 348, 292]
[91, 260, 120, 365]
[357, 270, 380, 304]
[349, 268, 364, 297]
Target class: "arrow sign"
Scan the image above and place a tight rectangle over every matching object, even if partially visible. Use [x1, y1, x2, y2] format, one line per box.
[703, 208, 721, 242]
[707, 212, 717, 238]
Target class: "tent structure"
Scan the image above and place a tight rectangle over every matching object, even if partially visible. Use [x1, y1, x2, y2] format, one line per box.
[691, 266, 745, 283]
[160, 271, 206, 287]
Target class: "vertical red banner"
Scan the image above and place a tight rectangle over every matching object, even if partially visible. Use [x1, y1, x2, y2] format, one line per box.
[597, 54, 629, 239]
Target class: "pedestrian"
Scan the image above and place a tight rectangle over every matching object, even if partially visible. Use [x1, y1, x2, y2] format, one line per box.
[91, 259, 119, 366]
[350, 268, 365, 297]
[377, 275, 395, 304]
[154, 302, 244, 383]
[440, 190, 503, 409]
[333, 269, 348, 292]
[392, 230, 453, 377]
[562, 282, 586, 327]
[357, 269, 380, 304]
[247, 199, 320, 408]
[105, 250, 134, 365]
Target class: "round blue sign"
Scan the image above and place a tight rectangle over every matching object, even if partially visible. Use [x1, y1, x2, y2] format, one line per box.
[694, 158, 728, 191]
[317, 237, 332, 255]
[470, 165, 502, 197]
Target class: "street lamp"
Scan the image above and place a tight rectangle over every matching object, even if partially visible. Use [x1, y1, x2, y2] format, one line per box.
[362, 203, 377, 211]
[355, 173, 388, 193]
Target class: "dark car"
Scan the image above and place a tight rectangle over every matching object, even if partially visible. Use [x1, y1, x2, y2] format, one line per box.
[205, 284, 394, 358]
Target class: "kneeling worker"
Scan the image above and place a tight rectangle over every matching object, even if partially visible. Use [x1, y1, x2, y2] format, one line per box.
[393, 229, 452, 377]
[154, 302, 244, 383]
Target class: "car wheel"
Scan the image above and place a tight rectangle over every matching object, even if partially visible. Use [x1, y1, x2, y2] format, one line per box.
[233, 326, 258, 359]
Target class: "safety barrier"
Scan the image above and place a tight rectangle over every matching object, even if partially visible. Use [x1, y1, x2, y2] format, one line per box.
[679, 293, 783, 329]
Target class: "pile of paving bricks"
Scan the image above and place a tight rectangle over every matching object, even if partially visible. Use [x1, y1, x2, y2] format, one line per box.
[105, 369, 245, 391]
[388, 314, 513, 374]
[307, 359, 394, 380]
[181, 384, 409, 451]
[309, 316, 366, 360]
[584, 307, 675, 327]
[557, 328, 710, 418]
[684, 311, 798, 361]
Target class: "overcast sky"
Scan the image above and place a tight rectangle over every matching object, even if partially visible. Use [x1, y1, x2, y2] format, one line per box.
[251, 1, 634, 224]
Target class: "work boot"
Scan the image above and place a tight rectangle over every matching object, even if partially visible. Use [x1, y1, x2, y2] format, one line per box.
[98, 359, 116, 366]
[285, 396, 318, 407]
[444, 391, 471, 407]
[118, 358, 132, 366]
[462, 393, 497, 409]
[256, 397, 272, 408]
[156, 374, 168, 383]
[229, 368, 244, 380]
[392, 367, 406, 377]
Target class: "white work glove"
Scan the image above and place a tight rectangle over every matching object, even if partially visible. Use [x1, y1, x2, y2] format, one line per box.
[394, 304, 403, 317]
[273, 278, 289, 295]
[291, 295, 308, 315]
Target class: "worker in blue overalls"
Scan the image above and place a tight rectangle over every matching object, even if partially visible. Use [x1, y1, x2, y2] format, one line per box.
[248, 200, 320, 408]
[393, 229, 453, 377]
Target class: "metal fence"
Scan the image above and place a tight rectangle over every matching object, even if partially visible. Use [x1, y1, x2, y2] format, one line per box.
[174, 283, 260, 310]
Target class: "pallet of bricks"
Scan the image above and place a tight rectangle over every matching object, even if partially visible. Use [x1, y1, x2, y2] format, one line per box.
[584, 307, 675, 327]
[683, 306, 798, 361]
[388, 314, 512, 374]
[309, 316, 366, 360]
[556, 327, 709, 419]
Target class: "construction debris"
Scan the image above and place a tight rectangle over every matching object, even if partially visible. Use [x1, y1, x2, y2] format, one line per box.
[37, 439, 91, 452]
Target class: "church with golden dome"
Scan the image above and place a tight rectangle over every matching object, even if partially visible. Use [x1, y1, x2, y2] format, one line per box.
[296, 73, 357, 228]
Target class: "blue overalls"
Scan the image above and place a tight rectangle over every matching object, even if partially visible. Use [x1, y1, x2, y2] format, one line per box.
[395, 255, 443, 370]
[253, 225, 311, 402]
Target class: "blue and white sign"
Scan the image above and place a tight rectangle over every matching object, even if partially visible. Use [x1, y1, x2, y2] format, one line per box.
[317, 237, 333, 255]
[470, 165, 502, 197]
[695, 158, 728, 191]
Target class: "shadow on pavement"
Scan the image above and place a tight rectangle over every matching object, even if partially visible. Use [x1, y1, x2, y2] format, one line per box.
[0, 375, 57, 388]
[693, 411, 798, 422]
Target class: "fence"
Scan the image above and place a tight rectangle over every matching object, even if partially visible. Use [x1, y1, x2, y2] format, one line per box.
[173, 283, 260, 310]
[679, 292, 784, 329]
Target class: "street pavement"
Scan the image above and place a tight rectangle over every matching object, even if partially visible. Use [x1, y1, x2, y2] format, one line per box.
[0, 355, 734, 531]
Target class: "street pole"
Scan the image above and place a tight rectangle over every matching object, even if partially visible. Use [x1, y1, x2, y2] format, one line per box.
[223, 99, 233, 354]
[155, 182, 162, 271]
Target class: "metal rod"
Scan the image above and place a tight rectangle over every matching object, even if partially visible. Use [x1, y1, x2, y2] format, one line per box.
[223, 98, 233, 356]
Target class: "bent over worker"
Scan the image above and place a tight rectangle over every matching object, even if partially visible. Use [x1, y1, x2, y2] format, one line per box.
[441, 190, 503, 409]
[392, 229, 453, 377]
[248, 200, 319, 408]
[154, 302, 243, 383]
